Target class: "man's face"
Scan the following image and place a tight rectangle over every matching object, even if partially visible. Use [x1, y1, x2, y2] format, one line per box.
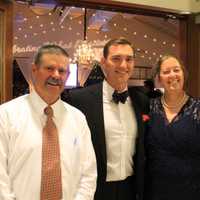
[32, 53, 69, 104]
[101, 44, 134, 91]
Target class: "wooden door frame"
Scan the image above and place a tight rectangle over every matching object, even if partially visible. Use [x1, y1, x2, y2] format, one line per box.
[57, 0, 186, 19]
[56, 0, 200, 97]
[185, 14, 200, 97]
[0, 1, 13, 104]
[4, 0, 199, 100]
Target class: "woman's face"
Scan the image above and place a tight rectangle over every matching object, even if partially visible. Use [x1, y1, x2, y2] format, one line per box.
[159, 57, 184, 93]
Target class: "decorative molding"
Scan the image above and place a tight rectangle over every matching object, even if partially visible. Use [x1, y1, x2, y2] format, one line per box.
[0, 9, 5, 103]
[195, 13, 200, 24]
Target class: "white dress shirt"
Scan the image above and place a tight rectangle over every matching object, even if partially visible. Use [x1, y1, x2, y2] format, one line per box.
[103, 80, 137, 182]
[0, 90, 97, 200]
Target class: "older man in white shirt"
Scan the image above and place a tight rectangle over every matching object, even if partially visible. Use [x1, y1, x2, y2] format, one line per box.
[0, 44, 97, 200]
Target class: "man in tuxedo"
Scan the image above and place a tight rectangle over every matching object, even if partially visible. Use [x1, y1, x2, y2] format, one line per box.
[64, 38, 149, 200]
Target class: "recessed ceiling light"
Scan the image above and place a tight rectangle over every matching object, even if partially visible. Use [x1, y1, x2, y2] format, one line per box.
[179, 11, 191, 14]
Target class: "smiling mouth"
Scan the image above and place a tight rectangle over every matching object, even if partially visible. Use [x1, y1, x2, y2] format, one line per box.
[46, 78, 63, 86]
[115, 71, 128, 74]
[169, 79, 180, 89]
[47, 82, 60, 86]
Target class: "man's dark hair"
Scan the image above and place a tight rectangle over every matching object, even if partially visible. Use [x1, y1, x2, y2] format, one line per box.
[103, 38, 135, 58]
[34, 44, 69, 65]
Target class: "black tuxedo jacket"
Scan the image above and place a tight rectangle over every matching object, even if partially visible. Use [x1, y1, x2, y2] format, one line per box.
[63, 82, 149, 200]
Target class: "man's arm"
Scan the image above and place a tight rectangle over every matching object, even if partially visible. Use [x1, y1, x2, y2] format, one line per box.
[0, 108, 16, 200]
[74, 121, 97, 200]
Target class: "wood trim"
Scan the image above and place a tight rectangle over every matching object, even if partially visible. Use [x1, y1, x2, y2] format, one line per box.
[186, 14, 200, 97]
[56, 0, 186, 19]
[179, 19, 188, 65]
[0, 1, 13, 103]
[7, 0, 192, 99]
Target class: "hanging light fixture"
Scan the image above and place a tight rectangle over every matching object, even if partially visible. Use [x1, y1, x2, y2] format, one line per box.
[73, 8, 95, 65]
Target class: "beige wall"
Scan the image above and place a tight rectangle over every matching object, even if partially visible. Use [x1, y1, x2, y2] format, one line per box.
[113, 0, 200, 13]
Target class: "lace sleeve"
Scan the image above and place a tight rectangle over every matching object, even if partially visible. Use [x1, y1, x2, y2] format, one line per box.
[192, 98, 200, 123]
[150, 97, 161, 114]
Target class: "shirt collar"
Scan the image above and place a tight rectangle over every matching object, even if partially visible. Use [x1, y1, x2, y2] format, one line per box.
[103, 80, 130, 103]
[28, 89, 63, 119]
[103, 80, 115, 102]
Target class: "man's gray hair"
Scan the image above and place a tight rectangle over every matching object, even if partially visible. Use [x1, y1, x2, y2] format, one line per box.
[34, 44, 69, 65]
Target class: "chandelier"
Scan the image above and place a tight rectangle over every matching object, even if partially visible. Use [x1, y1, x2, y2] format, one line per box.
[73, 8, 95, 65]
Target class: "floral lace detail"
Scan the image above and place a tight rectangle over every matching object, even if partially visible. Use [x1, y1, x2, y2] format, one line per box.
[192, 98, 200, 122]
[150, 98, 162, 114]
[150, 97, 200, 124]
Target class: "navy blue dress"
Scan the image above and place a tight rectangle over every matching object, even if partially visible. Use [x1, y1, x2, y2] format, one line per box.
[145, 97, 200, 200]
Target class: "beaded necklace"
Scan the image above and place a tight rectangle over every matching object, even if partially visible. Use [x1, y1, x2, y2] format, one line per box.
[161, 92, 188, 109]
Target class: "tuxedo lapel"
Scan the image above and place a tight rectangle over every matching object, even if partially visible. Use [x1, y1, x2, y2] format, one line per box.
[128, 88, 146, 199]
[89, 83, 107, 175]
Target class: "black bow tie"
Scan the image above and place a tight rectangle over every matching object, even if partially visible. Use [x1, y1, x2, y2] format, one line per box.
[112, 90, 129, 104]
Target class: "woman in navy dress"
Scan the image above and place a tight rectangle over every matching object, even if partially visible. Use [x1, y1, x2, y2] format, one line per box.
[145, 55, 200, 200]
